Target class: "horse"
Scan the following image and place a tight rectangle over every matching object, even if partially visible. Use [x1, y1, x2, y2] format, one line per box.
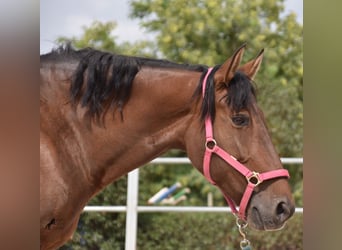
[40, 43, 295, 249]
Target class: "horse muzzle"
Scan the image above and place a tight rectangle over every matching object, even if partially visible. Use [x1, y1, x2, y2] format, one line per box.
[247, 195, 295, 231]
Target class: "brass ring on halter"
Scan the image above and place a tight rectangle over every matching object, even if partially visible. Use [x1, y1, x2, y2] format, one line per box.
[205, 138, 217, 151]
[240, 239, 251, 250]
[236, 216, 248, 229]
[246, 171, 262, 186]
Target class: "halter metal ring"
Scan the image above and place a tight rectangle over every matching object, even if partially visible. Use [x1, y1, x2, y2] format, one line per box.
[205, 138, 217, 152]
[240, 239, 251, 250]
[246, 171, 262, 186]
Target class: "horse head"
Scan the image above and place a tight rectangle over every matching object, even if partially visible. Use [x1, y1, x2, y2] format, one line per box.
[185, 44, 295, 230]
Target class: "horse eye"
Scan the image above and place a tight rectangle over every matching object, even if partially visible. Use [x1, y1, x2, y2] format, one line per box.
[231, 114, 249, 127]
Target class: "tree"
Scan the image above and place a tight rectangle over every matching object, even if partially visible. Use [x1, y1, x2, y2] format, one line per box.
[57, 20, 159, 58]
[57, 21, 118, 51]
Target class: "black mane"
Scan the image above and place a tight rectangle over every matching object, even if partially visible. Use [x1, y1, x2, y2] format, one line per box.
[41, 44, 256, 123]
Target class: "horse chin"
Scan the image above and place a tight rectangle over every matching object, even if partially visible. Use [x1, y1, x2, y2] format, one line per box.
[246, 207, 287, 231]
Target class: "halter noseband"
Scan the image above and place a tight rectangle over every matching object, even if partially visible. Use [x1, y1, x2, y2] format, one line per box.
[202, 67, 290, 220]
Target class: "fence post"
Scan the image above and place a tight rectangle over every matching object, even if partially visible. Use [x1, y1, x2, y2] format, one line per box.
[125, 169, 139, 250]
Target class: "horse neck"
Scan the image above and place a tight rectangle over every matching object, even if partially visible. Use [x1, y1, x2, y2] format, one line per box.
[77, 67, 202, 190]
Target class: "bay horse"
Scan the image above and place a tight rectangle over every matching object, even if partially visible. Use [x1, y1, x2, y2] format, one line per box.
[40, 43, 294, 249]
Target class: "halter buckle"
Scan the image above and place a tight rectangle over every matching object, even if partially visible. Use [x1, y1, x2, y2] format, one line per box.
[246, 171, 262, 186]
[205, 138, 217, 151]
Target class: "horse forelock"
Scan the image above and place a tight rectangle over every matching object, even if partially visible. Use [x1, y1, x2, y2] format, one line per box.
[226, 71, 257, 112]
[196, 68, 257, 122]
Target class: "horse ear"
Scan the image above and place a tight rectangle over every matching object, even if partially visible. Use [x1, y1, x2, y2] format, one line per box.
[239, 49, 264, 80]
[215, 43, 246, 83]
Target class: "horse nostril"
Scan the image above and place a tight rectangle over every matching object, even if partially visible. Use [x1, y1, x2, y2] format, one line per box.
[276, 202, 286, 215]
[276, 200, 294, 222]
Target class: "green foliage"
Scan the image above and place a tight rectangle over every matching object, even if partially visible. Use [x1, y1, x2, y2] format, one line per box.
[57, 0, 302, 249]
[57, 21, 119, 51]
[57, 20, 158, 58]
[137, 213, 302, 250]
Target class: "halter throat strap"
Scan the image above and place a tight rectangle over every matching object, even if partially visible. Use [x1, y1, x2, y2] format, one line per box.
[201, 67, 290, 220]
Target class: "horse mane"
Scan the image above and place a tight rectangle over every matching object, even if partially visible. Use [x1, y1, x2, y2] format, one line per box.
[41, 44, 256, 123]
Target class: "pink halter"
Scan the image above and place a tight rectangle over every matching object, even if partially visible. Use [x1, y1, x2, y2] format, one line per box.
[202, 67, 290, 220]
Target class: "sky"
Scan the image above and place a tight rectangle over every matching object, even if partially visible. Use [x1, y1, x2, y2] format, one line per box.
[40, 0, 303, 54]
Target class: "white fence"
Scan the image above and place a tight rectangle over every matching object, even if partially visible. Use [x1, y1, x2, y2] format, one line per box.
[83, 157, 303, 250]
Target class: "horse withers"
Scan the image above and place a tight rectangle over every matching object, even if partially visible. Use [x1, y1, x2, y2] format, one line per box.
[40, 44, 294, 249]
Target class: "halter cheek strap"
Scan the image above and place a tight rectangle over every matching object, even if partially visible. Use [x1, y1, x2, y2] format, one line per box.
[202, 67, 290, 220]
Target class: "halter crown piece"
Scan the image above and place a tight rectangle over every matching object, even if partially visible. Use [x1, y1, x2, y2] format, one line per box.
[201, 67, 290, 221]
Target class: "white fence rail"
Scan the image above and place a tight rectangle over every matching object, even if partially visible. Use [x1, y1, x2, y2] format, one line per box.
[83, 157, 303, 250]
